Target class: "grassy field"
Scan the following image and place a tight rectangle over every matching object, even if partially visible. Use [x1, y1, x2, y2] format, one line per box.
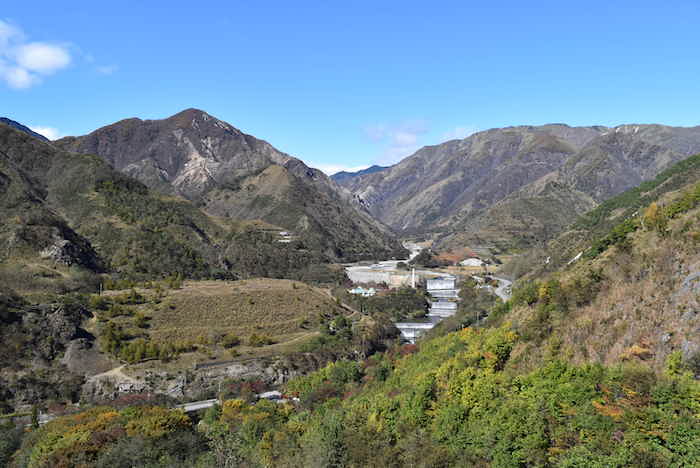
[150, 279, 340, 341]
[100, 279, 347, 363]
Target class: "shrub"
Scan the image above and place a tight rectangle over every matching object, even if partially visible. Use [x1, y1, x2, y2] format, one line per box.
[248, 334, 274, 347]
[89, 295, 110, 310]
[221, 334, 241, 348]
[134, 312, 148, 328]
[512, 281, 539, 306]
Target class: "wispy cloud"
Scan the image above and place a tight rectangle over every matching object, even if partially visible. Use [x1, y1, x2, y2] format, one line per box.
[307, 162, 370, 176]
[364, 120, 429, 165]
[0, 20, 71, 89]
[441, 125, 479, 141]
[96, 64, 118, 75]
[29, 125, 62, 140]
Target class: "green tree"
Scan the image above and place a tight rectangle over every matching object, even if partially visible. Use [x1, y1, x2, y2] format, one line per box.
[30, 405, 39, 429]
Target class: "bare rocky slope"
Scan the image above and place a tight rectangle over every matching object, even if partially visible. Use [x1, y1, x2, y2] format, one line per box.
[337, 123, 700, 252]
[56, 109, 403, 261]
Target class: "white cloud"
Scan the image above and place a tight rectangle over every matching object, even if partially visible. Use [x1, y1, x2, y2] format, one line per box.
[441, 125, 479, 141]
[306, 162, 370, 176]
[15, 42, 70, 73]
[2, 65, 37, 88]
[0, 20, 23, 46]
[0, 20, 71, 89]
[96, 64, 118, 75]
[29, 125, 62, 140]
[364, 120, 429, 165]
[378, 145, 419, 165]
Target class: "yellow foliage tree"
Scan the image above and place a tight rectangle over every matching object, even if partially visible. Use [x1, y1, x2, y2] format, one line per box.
[643, 202, 668, 234]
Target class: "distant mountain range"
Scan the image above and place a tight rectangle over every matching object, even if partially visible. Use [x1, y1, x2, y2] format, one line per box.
[335, 123, 700, 252]
[331, 165, 388, 183]
[54, 109, 404, 261]
[9, 108, 700, 264]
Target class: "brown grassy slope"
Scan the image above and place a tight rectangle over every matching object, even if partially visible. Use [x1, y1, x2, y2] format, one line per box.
[502, 188, 700, 374]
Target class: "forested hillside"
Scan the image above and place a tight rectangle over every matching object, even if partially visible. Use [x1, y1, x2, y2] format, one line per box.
[9, 324, 699, 467]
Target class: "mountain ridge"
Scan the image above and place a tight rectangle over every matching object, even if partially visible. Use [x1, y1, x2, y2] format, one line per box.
[55, 109, 405, 261]
[331, 164, 389, 183]
[336, 122, 700, 252]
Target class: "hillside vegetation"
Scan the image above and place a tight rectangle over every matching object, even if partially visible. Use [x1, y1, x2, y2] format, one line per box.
[494, 170, 700, 375]
[92, 279, 352, 364]
[7, 121, 700, 467]
[10, 325, 700, 467]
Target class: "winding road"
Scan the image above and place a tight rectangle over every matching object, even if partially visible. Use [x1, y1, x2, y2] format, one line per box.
[472, 275, 512, 301]
[492, 277, 513, 301]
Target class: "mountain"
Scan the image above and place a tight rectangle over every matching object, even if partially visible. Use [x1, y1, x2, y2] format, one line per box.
[0, 121, 354, 296]
[0, 117, 49, 142]
[55, 109, 404, 261]
[336, 123, 700, 252]
[331, 164, 388, 183]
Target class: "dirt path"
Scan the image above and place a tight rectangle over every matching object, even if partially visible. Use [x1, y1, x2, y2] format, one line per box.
[87, 365, 137, 384]
[318, 287, 362, 318]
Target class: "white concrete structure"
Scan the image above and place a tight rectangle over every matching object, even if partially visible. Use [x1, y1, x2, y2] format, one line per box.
[395, 320, 437, 343]
[259, 391, 283, 400]
[176, 399, 219, 413]
[429, 289, 459, 299]
[460, 258, 484, 267]
[427, 276, 456, 291]
[428, 300, 457, 318]
[346, 268, 391, 284]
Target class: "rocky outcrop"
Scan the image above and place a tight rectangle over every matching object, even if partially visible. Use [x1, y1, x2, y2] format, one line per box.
[0, 298, 93, 409]
[82, 353, 330, 402]
[20, 302, 92, 362]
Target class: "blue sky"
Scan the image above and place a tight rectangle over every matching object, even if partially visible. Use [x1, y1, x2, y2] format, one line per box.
[2, 1, 699, 174]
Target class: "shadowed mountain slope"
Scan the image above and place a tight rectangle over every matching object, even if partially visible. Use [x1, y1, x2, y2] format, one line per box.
[0, 117, 49, 142]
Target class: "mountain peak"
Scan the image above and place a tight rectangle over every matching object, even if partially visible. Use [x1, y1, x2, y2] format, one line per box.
[170, 107, 209, 119]
[163, 108, 239, 134]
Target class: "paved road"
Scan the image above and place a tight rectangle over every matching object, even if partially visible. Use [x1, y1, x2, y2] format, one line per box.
[492, 277, 513, 301]
[472, 275, 512, 301]
[176, 398, 219, 412]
